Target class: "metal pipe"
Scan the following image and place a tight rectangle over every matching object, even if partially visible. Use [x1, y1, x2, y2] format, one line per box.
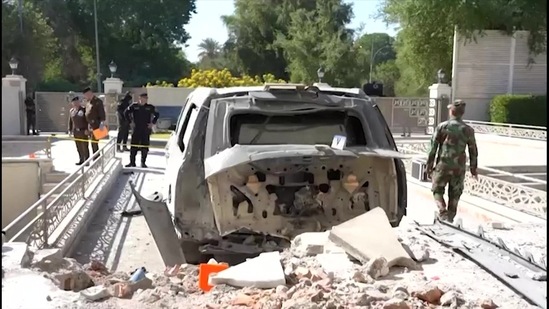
[93, 0, 102, 93]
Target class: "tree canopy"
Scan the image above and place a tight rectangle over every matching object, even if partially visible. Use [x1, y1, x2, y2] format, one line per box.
[4, 0, 544, 96]
[380, 0, 547, 95]
[2, 0, 197, 90]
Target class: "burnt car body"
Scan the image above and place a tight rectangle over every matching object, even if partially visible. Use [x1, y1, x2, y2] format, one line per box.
[134, 83, 408, 265]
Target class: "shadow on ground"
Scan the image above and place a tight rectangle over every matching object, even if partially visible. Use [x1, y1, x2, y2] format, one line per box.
[71, 171, 146, 270]
[2, 141, 49, 157]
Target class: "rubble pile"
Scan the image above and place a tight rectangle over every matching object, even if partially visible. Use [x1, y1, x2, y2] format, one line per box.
[22, 232, 499, 309]
[3, 209, 516, 309]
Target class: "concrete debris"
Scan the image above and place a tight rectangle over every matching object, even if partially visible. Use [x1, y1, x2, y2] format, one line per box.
[329, 207, 416, 268]
[1, 213, 538, 309]
[412, 285, 443, 304]
[382, 298, 411, 309]
[80, 285, 111, 301]
[439, 290, 461, 306]
[480, 299, 499, 309]
[209, 251, 286, 288]
[490, 221, 508, 230]
[363, 256, 390, 279]
[530, 272, 547, 281]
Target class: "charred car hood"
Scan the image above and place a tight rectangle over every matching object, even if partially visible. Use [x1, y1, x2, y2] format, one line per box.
[204, 144, 409, 179]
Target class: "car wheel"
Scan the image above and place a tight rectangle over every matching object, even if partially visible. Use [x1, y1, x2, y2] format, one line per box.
[181, 240, 211, 264]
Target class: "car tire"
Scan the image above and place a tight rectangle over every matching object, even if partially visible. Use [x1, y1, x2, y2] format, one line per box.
[181, 240, 211, 264]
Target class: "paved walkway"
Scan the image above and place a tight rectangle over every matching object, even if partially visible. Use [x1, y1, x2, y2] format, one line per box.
[398, 133, 546, 167]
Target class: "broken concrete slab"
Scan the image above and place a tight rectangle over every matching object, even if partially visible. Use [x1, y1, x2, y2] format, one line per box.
[292, 231, 346, 256]
[329, 207, 414, 268]
[209, 251, 285, 288]
[316, 253, 354, 278]
[292, 232, 329, 256]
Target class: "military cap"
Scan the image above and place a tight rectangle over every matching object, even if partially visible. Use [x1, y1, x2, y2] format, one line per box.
[139, 92, 148, 98]
[71, 96, 80, 102]
[448, 99, 466, 109]
[82, 87, 92, 93]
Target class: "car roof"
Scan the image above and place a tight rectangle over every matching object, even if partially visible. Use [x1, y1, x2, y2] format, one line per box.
[186, 83, 368, 108]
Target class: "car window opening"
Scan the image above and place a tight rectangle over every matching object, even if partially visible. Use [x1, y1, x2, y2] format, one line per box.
[230, 111, 367, 146]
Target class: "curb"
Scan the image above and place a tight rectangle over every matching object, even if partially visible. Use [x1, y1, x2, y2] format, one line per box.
[406, 178, 545, 225]
[56, 159, 123, 257]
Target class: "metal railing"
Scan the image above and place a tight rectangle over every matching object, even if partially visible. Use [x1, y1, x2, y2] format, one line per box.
[397, 143, 547, 217]
[3, 138, 117, 249]
[464, 120, 547, 141]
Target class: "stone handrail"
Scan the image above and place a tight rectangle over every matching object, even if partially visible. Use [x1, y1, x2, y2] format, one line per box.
[397, 143, 547, 218]
[3, 138, 117, 249]
[464, 120, 547, 141]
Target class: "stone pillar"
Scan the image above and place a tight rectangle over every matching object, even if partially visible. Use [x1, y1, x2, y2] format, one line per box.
[2, 75, 27, 135]
[428, 83, 452, 134]
[103, 77, 124, 130]
[103, 77, 123, 94]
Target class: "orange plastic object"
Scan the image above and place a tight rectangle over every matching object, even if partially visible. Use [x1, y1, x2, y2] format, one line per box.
[93, 126, 109, 140]
[198, 263, 229, 292]
[28, 153, 36, 158]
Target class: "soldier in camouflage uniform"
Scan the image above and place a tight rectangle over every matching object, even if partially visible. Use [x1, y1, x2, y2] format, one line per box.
[426, 100, 479, 222]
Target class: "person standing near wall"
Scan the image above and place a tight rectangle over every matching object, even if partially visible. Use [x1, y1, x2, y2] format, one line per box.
[24, 95, 38, 135]
[116, 91, 132, 152]
[68, 96, 90, 165]
[83, 87, 106, 158]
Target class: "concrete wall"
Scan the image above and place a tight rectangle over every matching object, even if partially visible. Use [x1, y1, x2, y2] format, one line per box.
[122, 87, 192, 107]
[2, 160, 41, 228]
[452, 30, 547, 121]
[2, 86, 22, 135]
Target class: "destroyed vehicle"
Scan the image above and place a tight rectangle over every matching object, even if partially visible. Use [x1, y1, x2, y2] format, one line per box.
[133, 83, 408, 264]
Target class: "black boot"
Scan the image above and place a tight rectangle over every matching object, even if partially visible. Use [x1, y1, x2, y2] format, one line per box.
[141, 148, 148, 168]
[126, 148, 137, 167]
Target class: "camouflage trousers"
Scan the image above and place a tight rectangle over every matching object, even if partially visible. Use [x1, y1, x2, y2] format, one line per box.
[431, 168, 465, 222]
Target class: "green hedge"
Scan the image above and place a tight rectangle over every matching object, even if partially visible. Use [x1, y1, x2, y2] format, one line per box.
[489, 94, 547, 127]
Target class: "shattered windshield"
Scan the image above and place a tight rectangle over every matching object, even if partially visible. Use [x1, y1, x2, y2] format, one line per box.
[230, 111, 367, 146]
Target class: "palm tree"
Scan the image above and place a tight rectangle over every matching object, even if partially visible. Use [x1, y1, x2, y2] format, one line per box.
[198, 38, 221, 60]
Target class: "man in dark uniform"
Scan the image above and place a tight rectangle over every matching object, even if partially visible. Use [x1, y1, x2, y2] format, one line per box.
[83, 87, 106, 157]
[24, 95, 38, 135]
[68, 96, 90, 165]
[124, 93, 159, 168]
[116, 91, 133, 152]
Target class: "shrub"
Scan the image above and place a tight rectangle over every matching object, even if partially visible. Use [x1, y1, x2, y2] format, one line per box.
[36, 78, 79, 92]
[489, 94, 547, 127]
[177, 69, 286, 88]
[146, 80, 175, 87]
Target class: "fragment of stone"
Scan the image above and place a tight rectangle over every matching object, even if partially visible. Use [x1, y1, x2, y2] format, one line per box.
[210, 251, 286, 288]
[329, 207, 415, 268]
[80, 285, 111, 301]
[412, 286, 443, 304]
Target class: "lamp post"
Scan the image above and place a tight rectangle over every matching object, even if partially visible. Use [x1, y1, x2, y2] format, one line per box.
[317, 67, 325, 83]
[108, 61, 117, 78]
[437, 69, 446, 84]
[93, 0, 102, 93]
[369, 45, 391, 83]
[9, 57, 19, 75]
